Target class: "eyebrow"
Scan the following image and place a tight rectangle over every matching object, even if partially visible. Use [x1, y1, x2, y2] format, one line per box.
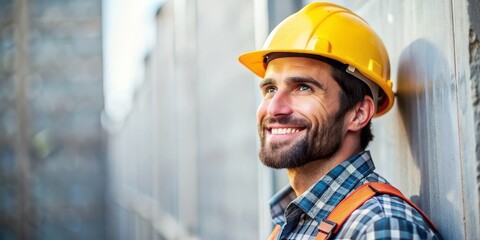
[259, 78, 274, 88]
[259, 76, 326, 90]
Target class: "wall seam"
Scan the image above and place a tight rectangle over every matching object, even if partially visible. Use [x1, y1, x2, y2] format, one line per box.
[449, 0, 468, 238]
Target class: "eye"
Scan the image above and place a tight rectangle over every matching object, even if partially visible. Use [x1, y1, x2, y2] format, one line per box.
[298, 84, 312, 91]
[263, 86, 277, 95]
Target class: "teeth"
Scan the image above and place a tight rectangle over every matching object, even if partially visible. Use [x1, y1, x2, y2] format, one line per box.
[271, 128, 299, 135]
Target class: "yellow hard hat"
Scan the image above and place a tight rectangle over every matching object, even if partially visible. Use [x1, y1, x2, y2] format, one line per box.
[238, 2, 394, 117]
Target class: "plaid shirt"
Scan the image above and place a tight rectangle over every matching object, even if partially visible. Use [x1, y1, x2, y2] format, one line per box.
[269, 151, 442, 239]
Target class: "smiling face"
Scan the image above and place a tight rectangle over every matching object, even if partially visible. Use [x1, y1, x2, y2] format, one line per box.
[257, 57, 346, 169]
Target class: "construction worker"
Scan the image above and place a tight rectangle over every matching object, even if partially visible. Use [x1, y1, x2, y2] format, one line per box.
[239, 2, 443, 239]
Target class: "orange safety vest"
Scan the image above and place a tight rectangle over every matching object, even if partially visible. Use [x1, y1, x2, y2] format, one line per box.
[268, 182, 439, 240]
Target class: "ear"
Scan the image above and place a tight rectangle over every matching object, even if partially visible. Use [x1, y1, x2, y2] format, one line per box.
[346, 96, 375, 132]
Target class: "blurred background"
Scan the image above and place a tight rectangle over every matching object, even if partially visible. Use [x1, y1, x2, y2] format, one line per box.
[1, 0, 480, 239]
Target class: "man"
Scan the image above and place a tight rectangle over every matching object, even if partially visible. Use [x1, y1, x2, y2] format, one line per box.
[238, 2, 443, 239]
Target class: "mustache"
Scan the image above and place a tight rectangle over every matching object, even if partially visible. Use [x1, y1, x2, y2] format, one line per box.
[261, 116, 310, 128]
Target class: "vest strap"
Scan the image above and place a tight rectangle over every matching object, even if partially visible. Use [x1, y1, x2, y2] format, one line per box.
[269, 182, 439, 240]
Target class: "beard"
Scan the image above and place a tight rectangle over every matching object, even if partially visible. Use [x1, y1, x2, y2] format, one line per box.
[258, 114, 344, 169]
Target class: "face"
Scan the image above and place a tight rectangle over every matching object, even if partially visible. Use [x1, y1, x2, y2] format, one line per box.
[257, 57, 346, 169]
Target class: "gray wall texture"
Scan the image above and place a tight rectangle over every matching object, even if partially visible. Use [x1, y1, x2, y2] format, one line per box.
[0, 0, 105, 239]
[106, 0, 259, 239]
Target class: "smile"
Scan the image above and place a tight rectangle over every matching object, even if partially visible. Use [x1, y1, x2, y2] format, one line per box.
[270, 128, 302, 135]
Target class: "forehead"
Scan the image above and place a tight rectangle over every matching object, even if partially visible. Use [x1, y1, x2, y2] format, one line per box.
[264, 57, 333, 81]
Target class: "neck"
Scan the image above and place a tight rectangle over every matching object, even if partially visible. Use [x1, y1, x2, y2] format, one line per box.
[287, 133, 362, 196]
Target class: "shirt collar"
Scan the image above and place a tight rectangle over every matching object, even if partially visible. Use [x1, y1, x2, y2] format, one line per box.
[269, 151, 376, 225]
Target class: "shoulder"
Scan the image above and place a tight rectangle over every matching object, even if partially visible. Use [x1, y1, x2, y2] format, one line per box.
[335, 194, 441, 239]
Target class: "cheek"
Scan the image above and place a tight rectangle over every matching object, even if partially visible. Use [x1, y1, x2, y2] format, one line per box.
[294, 98, 330, 125]
[257, 101, 269, 123]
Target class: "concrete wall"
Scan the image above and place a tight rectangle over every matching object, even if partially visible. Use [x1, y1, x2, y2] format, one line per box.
[196, 0, 259, 238]
[467, 0, 480, 237]
[107, 0, 259, 239]
[0, 0, 105, 239]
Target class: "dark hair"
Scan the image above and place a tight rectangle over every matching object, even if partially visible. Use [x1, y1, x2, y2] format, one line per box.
[330, 67, 374, 150]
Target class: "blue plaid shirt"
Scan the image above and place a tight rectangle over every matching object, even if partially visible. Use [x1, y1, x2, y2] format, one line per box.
[269, 151, 442, 239]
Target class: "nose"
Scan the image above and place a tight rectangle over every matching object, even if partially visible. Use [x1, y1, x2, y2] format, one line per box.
[267, 90, 293, 117]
